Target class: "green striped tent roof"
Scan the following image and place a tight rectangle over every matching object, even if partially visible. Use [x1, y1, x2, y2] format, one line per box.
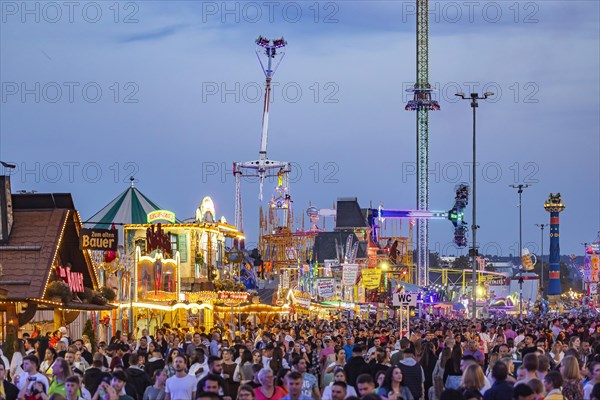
[86, 185, 164, 229]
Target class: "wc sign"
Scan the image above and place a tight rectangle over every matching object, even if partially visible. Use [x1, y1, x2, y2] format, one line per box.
[392, 292, 418, 307]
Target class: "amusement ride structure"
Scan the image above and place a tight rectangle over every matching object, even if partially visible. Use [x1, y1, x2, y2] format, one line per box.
[233, 37, 316, 274]
[405, 0, 440, 287]
[233, 36, 290, 233]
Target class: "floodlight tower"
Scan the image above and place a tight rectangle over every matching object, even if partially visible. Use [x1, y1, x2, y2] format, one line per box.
[405, 0, 440, 287]
[233, 36, 290, 233]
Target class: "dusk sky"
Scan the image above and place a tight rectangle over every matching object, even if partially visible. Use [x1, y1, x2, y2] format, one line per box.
[1, 1, 598, 258]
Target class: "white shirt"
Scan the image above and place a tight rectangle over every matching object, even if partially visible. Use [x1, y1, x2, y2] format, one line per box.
[480, 333, 491, 353]
[515, 334, 525, 346]
[322, 383, 357, 400]
[584, 380, 599, 400]
[189, 361, 208, 382]
[16, 372, 50, 393]
[165, 374, 197, 399]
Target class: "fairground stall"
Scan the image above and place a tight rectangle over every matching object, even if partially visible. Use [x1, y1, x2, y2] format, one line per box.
[0, 185, 115, 347]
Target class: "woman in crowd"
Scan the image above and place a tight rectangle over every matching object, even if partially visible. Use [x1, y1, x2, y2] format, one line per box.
[163, 349, 179, 377]
[561, 355, 584, 400]
[154, 330, 168, 356]
[443, 344, 463, 389]
[222, 348, 239, 399]
[420, 342, 437, 400]
[41, 347, 57, 376]
[485, 352, 500, 381]
[433, 347, 452, 382]
[550, 341, 565, 364]
[323, 348, 346, 388]
[234, 349, 255, 385]
[376, 366, 414, 400]
[82, 335, 93, 353]
[143, 369, 167, 400]
[10, 339, 25, 381]
[569, 337, 581, 353]
[376, 370, 387, 391]
[73, 350, 89, 372]
[459, 364, 486, 397]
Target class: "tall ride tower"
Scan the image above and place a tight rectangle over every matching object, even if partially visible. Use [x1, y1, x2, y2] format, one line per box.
[544, 193, 565, 300]
[233, 36, 290, 234]
[405, 0, 440, 286]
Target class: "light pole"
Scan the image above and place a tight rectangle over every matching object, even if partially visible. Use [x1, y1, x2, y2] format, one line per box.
[535, 223, 547, 296]
[510, 183, 531, 320]
[456, 92, 494, 319]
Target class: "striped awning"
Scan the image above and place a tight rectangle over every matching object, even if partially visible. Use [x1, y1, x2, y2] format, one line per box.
[85, 184, 165, 229]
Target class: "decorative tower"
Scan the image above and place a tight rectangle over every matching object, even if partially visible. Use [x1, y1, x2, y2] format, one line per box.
[544, 193, 565, 299]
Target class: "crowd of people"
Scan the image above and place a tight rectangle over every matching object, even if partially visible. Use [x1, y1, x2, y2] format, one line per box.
[3, 314, 600, 400]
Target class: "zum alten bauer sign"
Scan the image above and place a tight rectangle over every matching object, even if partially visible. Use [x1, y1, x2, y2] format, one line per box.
[79, 228, 118, 251]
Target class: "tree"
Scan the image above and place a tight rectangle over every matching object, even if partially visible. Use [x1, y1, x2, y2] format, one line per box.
[453, 255, 470, 269]
[429, 252, 441, 269]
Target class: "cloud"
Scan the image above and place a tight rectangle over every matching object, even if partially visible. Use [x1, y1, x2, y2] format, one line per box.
[118, 23, 190, 43]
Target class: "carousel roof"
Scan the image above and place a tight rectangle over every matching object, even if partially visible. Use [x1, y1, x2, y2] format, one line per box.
[85, 182, 165, 229]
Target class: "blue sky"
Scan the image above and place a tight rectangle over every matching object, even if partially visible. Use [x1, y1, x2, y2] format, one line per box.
[1, 0, 599, 258]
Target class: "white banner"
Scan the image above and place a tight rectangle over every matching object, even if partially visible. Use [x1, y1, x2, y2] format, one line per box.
[342, 264, 359, 286]
[317, 278, 336, 299]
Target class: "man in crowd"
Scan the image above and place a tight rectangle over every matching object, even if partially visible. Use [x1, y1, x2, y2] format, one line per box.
[74, 339, 93, 366]
[48, 357, 71, 397]
[291, 357, 320, 400]
[515, 353, 539, 385]
[344, 344, 368, 390]
[165, 354, 196, 400]
[484, 361, 514, 400]
[330, 381, 348, 400]
[125, 353, 151, 400]
[64, 375, 83, 400]
[281, 371, 312, 400]
[398, 347, 425, 400]
[584, 361, 600, 400]
[355, 373, 376, 397]
[15, 355, 50, 399]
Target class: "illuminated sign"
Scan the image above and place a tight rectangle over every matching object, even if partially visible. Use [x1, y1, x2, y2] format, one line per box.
[147, 210, 176, 224]
[56, 265, 84, 293]
[146, 224, 172, 256]
[79, 228, 118, 251]
[217, 292, 250, 302]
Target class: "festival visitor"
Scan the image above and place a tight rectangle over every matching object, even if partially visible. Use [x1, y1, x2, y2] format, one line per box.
[142, 369, 167, 400]
[165, 355, 196, 400]
[321, 368, 357, 400]
[253, 369, 285, 400]
[376, 366, 413, 400]
[0, 359, 19, 400]
[560, 356, 584, 400]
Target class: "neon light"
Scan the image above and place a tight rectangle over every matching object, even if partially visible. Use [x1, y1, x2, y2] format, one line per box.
[147, 210, 176, 224]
